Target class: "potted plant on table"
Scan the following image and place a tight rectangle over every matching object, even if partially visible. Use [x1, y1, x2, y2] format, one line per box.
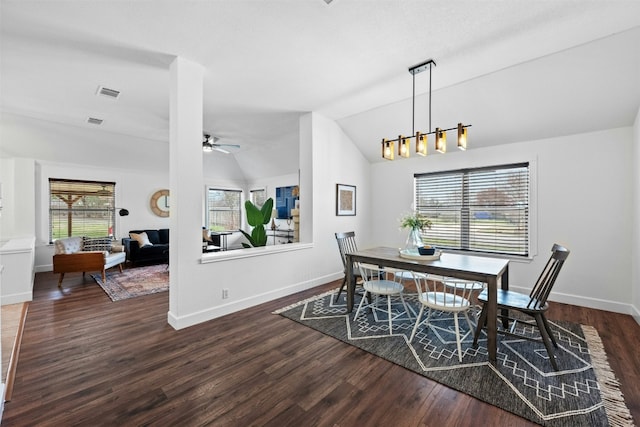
[400, 211, 432, 252]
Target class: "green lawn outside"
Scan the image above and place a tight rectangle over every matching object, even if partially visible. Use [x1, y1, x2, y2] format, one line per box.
[422, 218, 527, 253]
[51, 217, 113, 240]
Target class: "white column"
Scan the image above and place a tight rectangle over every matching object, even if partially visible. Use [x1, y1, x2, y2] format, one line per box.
[168, 57, 204, 326]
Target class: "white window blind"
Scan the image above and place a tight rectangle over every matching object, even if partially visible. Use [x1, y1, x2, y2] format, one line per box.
[49, 179, 116, 242]
[415, 163, 529, 256]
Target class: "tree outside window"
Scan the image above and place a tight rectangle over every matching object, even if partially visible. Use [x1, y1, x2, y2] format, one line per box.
[207, 188, 241, 232]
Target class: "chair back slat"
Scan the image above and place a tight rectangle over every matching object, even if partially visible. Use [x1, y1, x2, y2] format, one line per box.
[335, 231, 358, 270]
[413, 274, 473, 310]
[528, 243, 570, 309]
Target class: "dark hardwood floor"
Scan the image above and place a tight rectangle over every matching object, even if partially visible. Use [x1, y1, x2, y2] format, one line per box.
[2, 271, 639, 426]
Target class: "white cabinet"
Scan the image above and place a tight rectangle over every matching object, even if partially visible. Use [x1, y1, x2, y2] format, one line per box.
[0, 238, 35, 305]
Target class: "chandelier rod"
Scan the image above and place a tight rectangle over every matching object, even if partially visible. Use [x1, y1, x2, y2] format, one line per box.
[384, 124, 472, 144]
[412, 70, 416, 136]
[428, 59, 432, 133]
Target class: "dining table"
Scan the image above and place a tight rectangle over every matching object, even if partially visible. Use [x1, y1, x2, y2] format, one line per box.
[345, 246, 510, 365]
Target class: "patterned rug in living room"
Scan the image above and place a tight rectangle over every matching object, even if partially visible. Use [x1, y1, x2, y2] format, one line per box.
[275, 289, 634, 427]
[91, 264, 169, 301]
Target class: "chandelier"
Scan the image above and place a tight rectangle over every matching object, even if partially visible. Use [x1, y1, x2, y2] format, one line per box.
[381, 59, 470, 160]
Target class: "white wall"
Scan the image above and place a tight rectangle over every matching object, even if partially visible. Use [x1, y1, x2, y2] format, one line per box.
[167, 112, 371, 328]
[632, 107, 640, 325]
[0, 158, 35, 241]
[371, 127, 634, 314]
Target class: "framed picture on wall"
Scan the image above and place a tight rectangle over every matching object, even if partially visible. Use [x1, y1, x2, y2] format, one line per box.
[336, 184, 356, 216]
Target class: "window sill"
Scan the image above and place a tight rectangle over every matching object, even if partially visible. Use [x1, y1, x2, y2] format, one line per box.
[440, 248, 533, 263]
[200, 242, 313, 263]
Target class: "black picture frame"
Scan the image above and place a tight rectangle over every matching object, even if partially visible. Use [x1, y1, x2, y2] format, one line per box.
[336, 184, 356, 216]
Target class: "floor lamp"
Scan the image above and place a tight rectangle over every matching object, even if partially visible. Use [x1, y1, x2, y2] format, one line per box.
[114, 208, 129, 241]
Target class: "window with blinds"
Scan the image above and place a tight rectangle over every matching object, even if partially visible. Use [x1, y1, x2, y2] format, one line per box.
[206, 188, 242, 232]
[415, 162, 529, 256]
[249, 188, 267, 207]
[49, 179, 116, 242]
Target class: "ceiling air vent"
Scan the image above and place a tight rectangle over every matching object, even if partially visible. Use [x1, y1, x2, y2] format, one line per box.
[87, 117, 104, 125]
[96, 86, 120, 99]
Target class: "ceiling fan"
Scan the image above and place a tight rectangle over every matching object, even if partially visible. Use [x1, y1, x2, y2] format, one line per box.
[203, 134, 240, 154]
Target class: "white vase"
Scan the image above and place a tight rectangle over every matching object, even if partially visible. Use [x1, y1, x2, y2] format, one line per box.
[404, 228, 423, 251]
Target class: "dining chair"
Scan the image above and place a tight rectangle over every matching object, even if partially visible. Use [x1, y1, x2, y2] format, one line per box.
[354, 263, 412, 335]
[472, 243, 570, 370]
[442, 279, 486, 319]
[334, 231, 361, 303]
[409, 273, 476, 362]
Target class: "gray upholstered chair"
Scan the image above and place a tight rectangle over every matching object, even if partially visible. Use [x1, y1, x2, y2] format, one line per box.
[53, 236, 126, 287]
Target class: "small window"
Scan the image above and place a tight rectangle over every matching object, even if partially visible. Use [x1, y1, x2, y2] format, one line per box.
[249, 188, 267, 207]
[206, 188, 242, 232]
[49, 179, 116, 242]
[414, 163, 530, 257]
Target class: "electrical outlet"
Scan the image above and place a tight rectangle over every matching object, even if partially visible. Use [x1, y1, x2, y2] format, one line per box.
[222, 289, 229, 299]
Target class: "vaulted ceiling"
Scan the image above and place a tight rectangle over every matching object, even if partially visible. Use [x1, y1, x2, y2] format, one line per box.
[1, 1, 639, 177]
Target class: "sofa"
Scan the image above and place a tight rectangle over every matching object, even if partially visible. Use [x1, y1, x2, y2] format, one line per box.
[53, 236, 126, 287]
[122, 229, 169, 266]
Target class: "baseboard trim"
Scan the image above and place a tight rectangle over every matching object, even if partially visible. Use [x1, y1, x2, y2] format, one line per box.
[167, 272, 342, 330]
[508, 285, 634, 315]
[631, 304, 640, 327]
[34, 264, 53, 273]
[0, 292, 33, 306]
[0, 382, 5, 422]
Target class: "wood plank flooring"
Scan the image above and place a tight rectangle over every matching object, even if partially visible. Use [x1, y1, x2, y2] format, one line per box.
[1, 302, 28, 401]
[2, 271, 639, 426]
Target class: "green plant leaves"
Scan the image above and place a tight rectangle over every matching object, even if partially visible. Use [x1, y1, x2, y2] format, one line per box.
[241, 197, 274, 247]
[245, 198, 273, 226]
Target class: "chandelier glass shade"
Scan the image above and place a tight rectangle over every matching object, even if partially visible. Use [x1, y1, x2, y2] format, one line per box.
[381, 59, 470, 160]
[382, 139, 395, 160]
[416, 132, 427, 156]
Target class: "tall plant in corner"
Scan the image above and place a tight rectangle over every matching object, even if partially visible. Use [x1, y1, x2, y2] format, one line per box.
[240, 197, 274, 248]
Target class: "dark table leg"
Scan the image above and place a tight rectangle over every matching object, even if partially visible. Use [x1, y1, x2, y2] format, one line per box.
[501, 264, 509, 329]
[487, 265, 509, 364]
[486, 275, 498, 364]
[346, 254, 354, 313]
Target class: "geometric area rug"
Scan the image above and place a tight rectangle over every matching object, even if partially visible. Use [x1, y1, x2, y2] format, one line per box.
[274, 288, 634, 427]
[91, 264, 169, 302]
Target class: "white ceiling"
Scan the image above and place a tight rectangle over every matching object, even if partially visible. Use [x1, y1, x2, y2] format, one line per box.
[1, 0, 640, 170]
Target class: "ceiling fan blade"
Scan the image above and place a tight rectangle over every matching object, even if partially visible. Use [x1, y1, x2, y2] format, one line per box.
[212, 146, 231, 154]
[214, 143, 241, 149]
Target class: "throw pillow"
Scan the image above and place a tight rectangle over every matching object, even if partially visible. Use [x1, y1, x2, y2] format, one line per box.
[130, 232, 153, 248]
[82, 236, 113, 252]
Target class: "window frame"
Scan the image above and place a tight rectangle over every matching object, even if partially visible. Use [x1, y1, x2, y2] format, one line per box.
[205, 187, 243, 233]
[49, 178, 116, 242]
[414, 162, 532, 258]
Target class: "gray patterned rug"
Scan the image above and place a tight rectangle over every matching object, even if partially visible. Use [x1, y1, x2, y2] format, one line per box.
[275, 289, 634, 427]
